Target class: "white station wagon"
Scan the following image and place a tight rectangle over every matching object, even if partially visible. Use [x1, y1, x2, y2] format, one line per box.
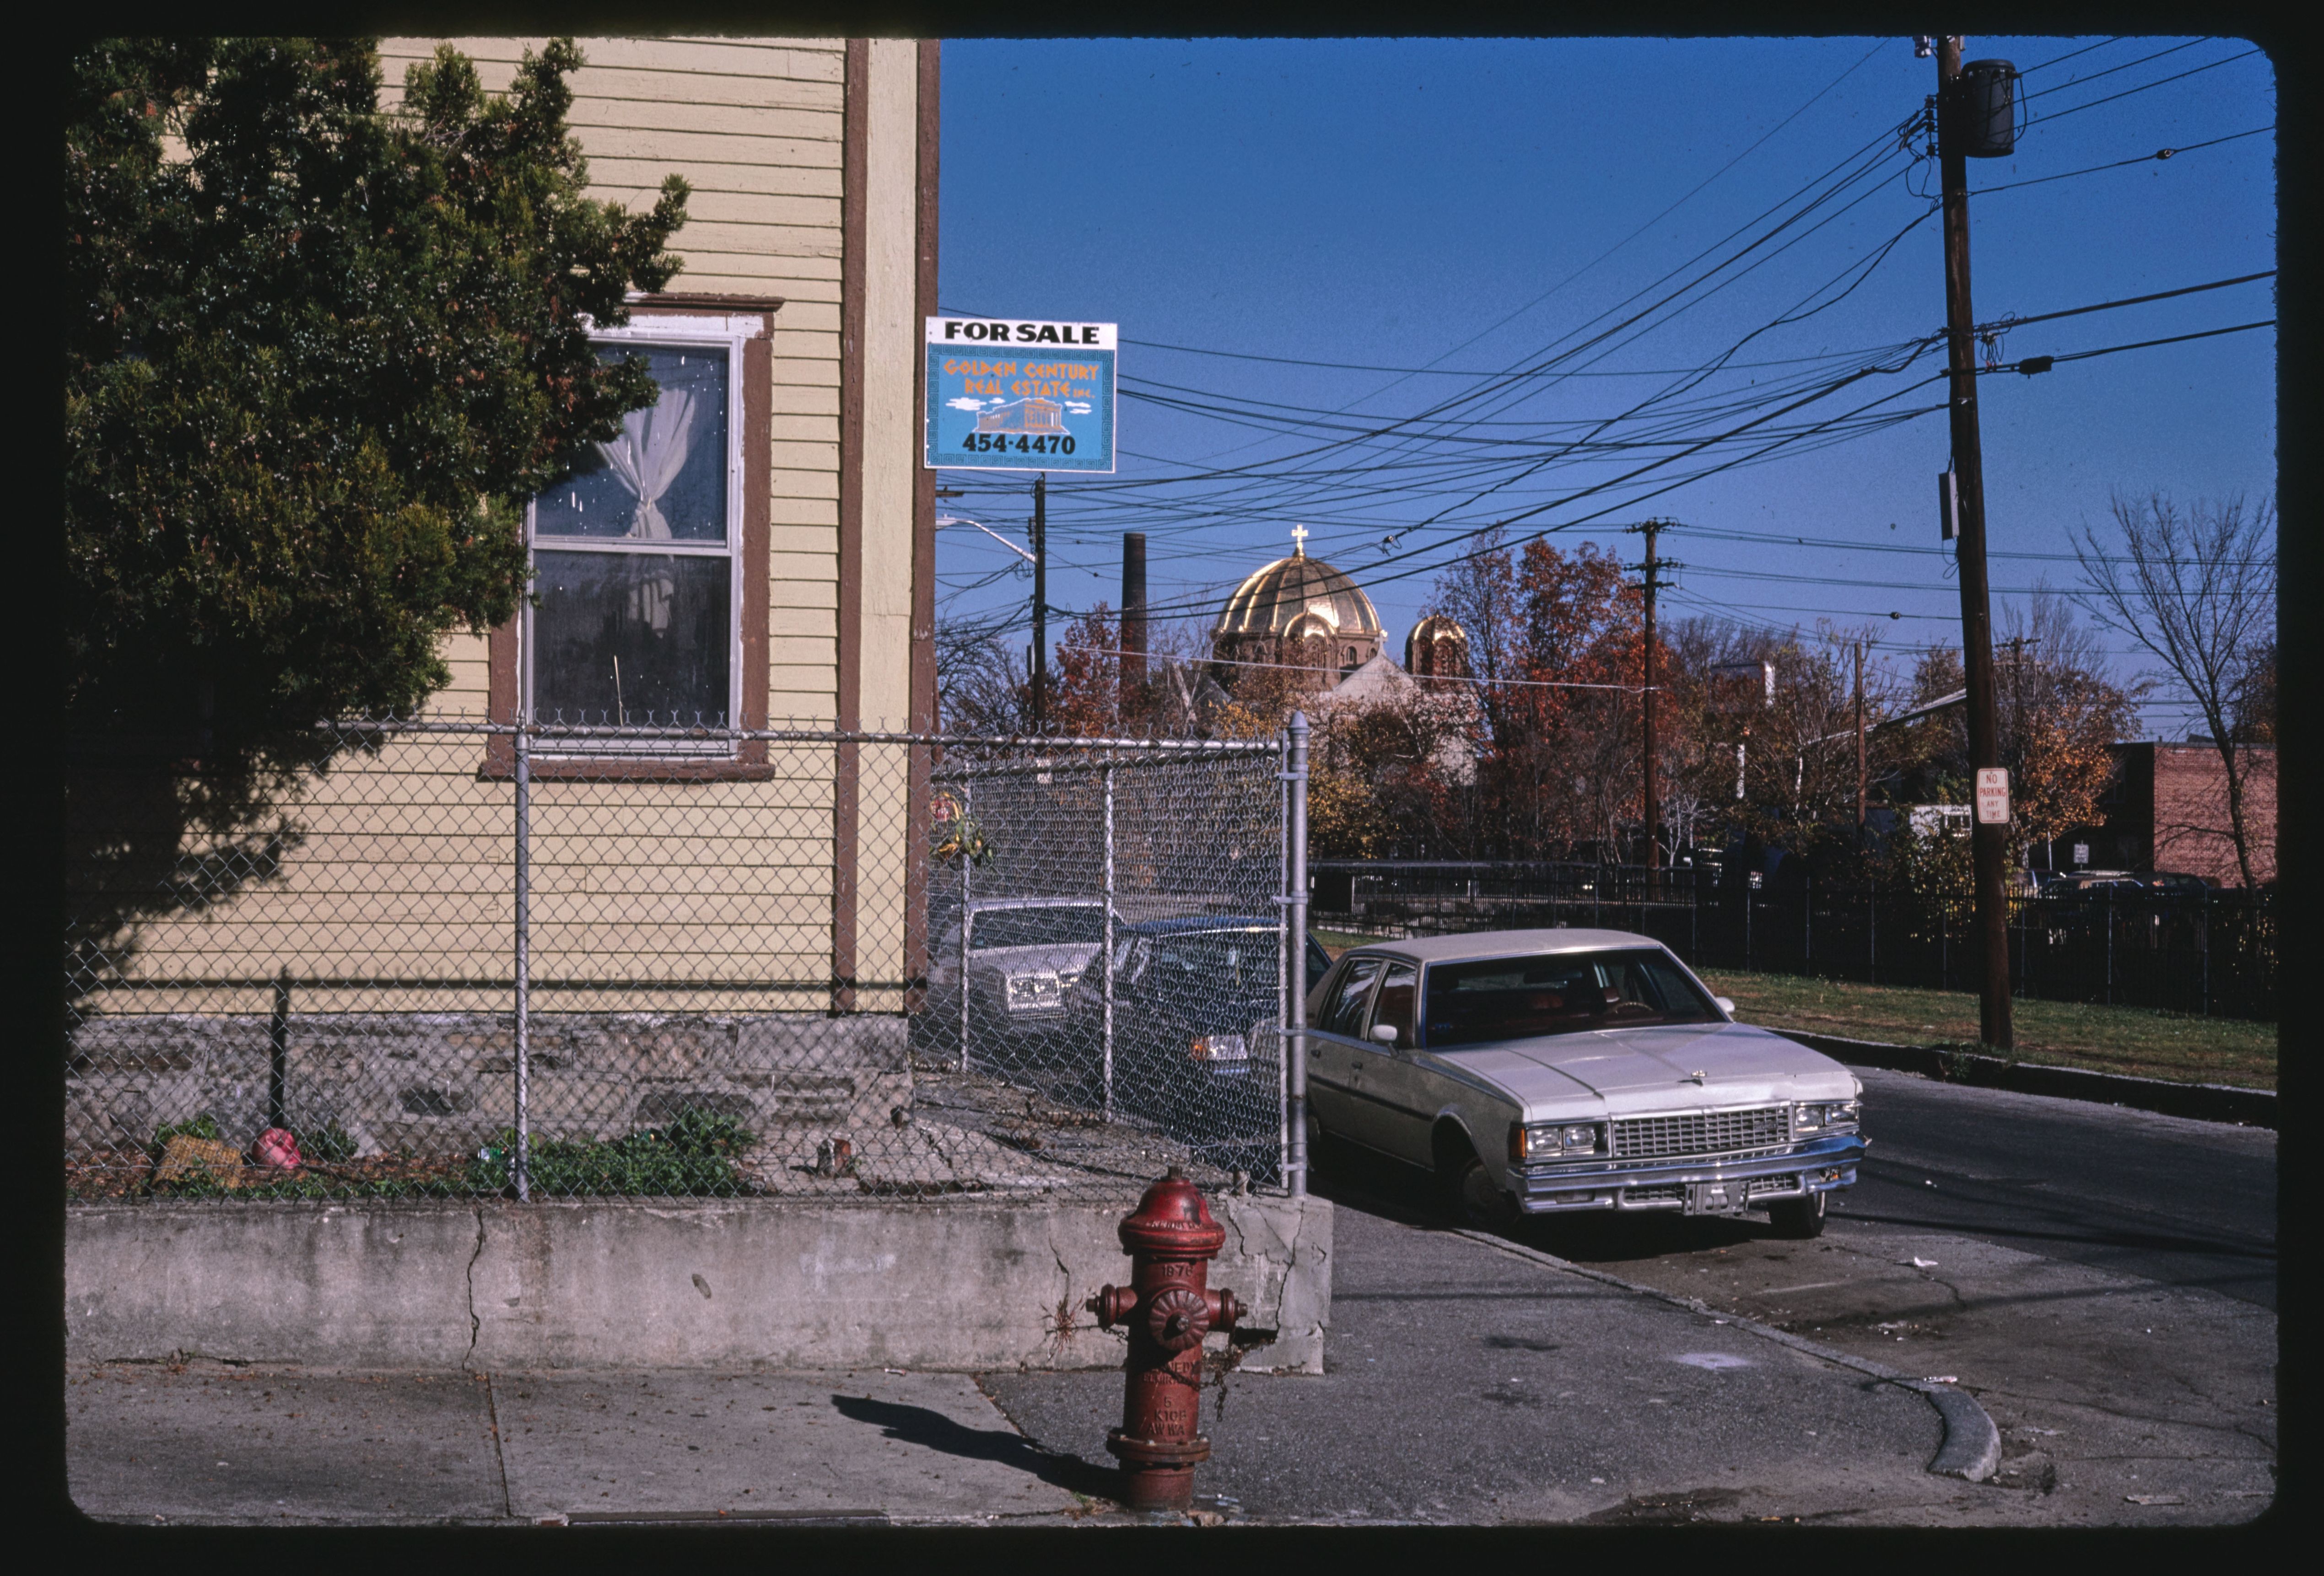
[1303, 929, 1864, 1237]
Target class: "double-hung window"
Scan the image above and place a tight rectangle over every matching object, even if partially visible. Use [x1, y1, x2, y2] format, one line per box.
[526, 317, 751, 753]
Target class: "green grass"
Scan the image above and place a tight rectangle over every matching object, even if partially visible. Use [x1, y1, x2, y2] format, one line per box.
[1699, 970, 2277, 1091]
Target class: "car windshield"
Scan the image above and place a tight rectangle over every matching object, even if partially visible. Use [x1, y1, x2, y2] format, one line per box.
[969, 906, 1108, 950]
[1424, 947, 1720, 1047]
[1120, 931, 1273, 991]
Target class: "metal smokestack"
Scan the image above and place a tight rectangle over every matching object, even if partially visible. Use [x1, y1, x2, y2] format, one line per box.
[1121, 532, 1148, 710]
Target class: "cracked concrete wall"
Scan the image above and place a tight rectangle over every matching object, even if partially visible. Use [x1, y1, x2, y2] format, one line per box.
[67, 1194, 1331, 1374]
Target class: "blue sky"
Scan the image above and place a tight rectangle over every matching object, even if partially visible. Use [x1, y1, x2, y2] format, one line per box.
[932, 36, 2276, 734]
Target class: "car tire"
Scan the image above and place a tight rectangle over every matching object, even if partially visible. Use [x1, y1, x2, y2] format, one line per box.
[1763, 1191, 1827, 1239]
[1450, 1153, 1520, 1232]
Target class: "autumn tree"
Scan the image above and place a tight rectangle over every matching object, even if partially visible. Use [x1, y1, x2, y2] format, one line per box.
[1306, 688, 1480, 858]
[1428, 533, 1644, 857]
[1892, 589, 2135, 877]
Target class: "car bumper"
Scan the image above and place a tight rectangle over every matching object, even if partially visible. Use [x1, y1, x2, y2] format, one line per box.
[1514, 1132, 1866, 1214]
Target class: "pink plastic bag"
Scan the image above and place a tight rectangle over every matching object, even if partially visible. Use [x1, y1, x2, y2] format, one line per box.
[252, 1127, 304, 1173]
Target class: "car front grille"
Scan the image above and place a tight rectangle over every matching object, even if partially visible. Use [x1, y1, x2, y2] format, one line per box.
[1623, 1183, 1685, 1204]
[1612, 1106, 1790, 1161]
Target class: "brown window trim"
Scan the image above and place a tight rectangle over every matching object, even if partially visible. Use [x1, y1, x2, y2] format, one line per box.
[484, 294, 782, 780]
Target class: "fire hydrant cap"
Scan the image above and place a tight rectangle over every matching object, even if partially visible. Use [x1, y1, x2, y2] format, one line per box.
[1119, 1169, 1228, 1257]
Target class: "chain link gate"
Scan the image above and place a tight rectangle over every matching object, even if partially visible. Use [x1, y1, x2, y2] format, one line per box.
[65, 719, 1306, 1204]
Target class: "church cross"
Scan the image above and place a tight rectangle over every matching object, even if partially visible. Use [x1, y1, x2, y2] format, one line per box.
[1290, 523, 1309, 556]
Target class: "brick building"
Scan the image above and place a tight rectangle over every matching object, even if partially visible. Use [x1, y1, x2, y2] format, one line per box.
[2068, 741, 2277, 887]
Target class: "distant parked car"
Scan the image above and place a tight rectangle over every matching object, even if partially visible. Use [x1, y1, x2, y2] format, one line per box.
[1061, 917, 1331, 1136]
[2138, 871, 2213, 895]
[1301, 928, 1864, 1238]
[2038, 869, 2139, 892]
[926, 898, 1122, 1066]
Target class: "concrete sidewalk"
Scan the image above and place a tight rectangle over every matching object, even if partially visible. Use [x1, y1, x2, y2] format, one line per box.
[69, 1205, 2026, 1528]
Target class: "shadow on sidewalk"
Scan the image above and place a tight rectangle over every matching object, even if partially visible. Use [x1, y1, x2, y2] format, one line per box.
[830, 1394, 1119, 1500]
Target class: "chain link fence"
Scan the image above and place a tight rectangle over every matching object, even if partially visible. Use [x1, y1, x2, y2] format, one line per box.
[65, 718, 1299, 1204]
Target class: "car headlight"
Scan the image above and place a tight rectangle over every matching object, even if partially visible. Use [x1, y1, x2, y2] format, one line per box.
[1004, 972, 1061, 1011]
[1793, 1100, 1861, 1134]
[1189, 1033, 1249, 1064]
[1511, 1120, 1605, 1161]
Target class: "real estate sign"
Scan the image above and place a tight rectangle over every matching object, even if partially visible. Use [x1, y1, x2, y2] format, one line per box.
[925, 317, 1116, 473]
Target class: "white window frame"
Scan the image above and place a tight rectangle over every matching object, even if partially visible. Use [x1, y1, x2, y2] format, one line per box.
[523, 314, 755, 757]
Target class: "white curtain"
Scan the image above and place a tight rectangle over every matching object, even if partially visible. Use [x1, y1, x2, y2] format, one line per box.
[593, 389, 697, 633]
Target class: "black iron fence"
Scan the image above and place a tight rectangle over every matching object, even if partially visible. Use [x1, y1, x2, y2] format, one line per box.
[1314, 860, 2275, 1023]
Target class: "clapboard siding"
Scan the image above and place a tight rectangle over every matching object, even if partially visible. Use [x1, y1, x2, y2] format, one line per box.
[588, 158, 843, 198]
[383, 33, 856, 737]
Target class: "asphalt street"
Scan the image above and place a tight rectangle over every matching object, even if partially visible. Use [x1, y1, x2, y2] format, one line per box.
[1299, 1064, 2278, 1524]
[1826, 1066, 2277, 1309]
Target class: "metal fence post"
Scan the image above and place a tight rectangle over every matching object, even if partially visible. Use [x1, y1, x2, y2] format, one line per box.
[267, 966, 291, 1132]
[1285, 712, 1311, 1199]
[512, 713, 531, 1203]
[1803, 873, 1812, 968]
[2201, 887, 2211, 1017]
[1868, 879, 1877, 986]
[2104, 883, 2114, 1006]
[1278, 739, 1290, 1185]
[1102, 759, 1116, 1123]
[958, 777, 973, 1072]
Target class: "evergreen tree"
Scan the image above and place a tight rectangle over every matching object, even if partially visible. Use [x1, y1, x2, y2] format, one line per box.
[65, 36, 688, 978]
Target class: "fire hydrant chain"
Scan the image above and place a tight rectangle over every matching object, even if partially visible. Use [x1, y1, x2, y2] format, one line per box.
[1084, 1166, 1241, 1514]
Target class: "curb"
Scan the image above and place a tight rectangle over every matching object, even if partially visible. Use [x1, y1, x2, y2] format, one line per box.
[1450, 1227, 2002, 1483]
[1779, 1030, 2276, 1130]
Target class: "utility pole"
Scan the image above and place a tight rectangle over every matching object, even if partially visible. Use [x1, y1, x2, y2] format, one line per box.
[1936, 34, 2013, 1050]
[1628, 520, 1679, 888]
[1030, 472, 1048, 733]
[1855, 640, 1868, 838]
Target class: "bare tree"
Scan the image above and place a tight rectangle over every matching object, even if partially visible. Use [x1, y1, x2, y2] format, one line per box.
[2073, 490, 2276, 888]
[935, 613, 1031, 735]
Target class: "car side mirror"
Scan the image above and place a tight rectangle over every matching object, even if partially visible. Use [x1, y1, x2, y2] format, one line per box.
[1713, 997, 1736, 1015]
[1370, 1024, 1400, 1045]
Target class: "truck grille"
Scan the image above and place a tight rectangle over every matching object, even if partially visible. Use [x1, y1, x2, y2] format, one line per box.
[1612, 1106, 1790, 1160]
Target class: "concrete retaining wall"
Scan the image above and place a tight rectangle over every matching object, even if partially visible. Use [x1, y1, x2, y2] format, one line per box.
[66, 1193, 1332, 1374]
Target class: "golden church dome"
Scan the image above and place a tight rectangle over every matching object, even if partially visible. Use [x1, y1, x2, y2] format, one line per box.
[1213, 540, 1384, 646]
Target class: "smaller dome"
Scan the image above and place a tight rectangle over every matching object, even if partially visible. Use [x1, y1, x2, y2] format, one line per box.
[1407, 614, 1470, 678]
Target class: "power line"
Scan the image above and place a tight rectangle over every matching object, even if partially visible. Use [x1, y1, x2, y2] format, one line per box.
[2016, 37, 2210, 103]
[1994, 317, 2273, 372]
[2026, 45, 2267, 128]
[2017, 37, 2127, 76]
[1968, 124, 2272, 196]
[1058, 644, 1650, 694]
[1975, 269, 2273, 334]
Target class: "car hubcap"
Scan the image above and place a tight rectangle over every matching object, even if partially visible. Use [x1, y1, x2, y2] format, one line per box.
[1461, 1162, 1508, 1223]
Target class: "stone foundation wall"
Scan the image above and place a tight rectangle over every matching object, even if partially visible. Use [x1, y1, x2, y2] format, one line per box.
[67, 1011, 911, 1164]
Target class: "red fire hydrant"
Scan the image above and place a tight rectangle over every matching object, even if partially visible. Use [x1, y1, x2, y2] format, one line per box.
[1087, 1167, 1242, 1513]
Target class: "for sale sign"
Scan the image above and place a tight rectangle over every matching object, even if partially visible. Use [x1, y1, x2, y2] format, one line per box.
[1974, 767, 2011, 825]
[925, 317, 1116, 473]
